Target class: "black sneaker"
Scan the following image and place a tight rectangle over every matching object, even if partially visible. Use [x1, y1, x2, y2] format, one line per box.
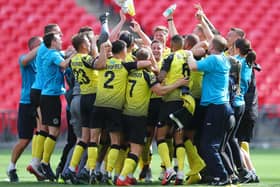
[139, 165, 149, 180]
[99, 12, 110, 24]
[209, 177, 231, 186]
[55, 164, 63, 181]
[230, 174, 239, 184]
[238, 169, 253, 183]
[145, 167, 152, 183]
[39, 163, 56, 181]
[89, 171, 97, 184]
[7, 169, 19, 182]
[94, 170, 103, 182]
[101, 173, 114, 185]
[251, 173, 260, 183]
[98, 12, 110, 46]
[76, 168, 89, 184]
[61, 167, 77, 184]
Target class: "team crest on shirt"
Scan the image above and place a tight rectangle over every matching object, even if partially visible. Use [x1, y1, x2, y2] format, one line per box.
[109, 60, 115, 65]
[53, 118, 59, 125]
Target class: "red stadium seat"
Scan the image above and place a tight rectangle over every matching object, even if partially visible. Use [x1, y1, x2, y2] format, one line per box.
[0, 0, 99, 116]
[104, 0, 279, 107]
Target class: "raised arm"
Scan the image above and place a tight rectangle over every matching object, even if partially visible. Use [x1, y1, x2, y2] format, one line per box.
[130, 20, 152, 46]
[94, 41, 112, 69]
[194, 3, 219, 35]
[196, 10, 214, 42]
[110, 10, 126, 42]
[21, 46, 40, 66]
[89, 33, 98, 58]
[166, 13, 178, 37]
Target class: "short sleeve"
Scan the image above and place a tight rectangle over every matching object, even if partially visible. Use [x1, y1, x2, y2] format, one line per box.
[160, 54, 174, 72]
[143, 70, 159, 88]
[52, 51, 65, 66]
[122, 62, 137, 72]
[196, 55, 215, 72]
[82, 55, 95, 69]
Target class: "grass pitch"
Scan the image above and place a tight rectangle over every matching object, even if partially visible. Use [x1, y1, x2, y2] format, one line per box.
[0, 147, 279, 187]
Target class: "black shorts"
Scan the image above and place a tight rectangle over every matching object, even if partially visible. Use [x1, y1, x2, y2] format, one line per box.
[17, 103, 36, 139]
[158, 100, 183, 127]
[147, 98, 162, 126]
[30, 89, 41, 108]
[122, 115, 147, 145]
[236, 109, 257, 142]
[80, 94, 96, 128]
[90, 106, 122, 132]
[40, 95, 61, 127]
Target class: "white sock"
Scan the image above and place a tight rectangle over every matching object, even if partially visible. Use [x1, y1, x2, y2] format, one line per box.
[119, 175, 126, 181]
[176, 171, 184, 179]
[31, 158, 40, 166]
[69, 166, 75, 172]
[100, 161, 106, 174]
[8, 162, 16, 171]
[127, 173, 134, 178]
[166, 167, 174, 173]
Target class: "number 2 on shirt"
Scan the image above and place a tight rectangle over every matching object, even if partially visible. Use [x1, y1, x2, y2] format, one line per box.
[104, 71, 115, 89]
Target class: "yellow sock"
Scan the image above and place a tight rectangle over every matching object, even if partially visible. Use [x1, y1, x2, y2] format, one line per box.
[114, 148, 127, 176]
[42, 136, 56, 164]
[31, 134, 37, 158]
[70, 141, 86, 170]
[241, 141, 250, 155]
[106, 145, 120, 173]
[86, 143, 98, 170]
[34, 131, 47, 159]
[141, 137, 152, 166]
[166, 138, 174, 162]
[176, 146, 185, 172]
[158, 141, 172, 169]
[120, 154, 138, 178]
[184, 139, 205, 176]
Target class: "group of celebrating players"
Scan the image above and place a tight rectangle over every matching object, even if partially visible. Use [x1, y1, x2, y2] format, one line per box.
[7, 2, 261, 186]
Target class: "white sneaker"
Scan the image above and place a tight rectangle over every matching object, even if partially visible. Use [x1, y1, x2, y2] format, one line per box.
[26, 163, 45, 181]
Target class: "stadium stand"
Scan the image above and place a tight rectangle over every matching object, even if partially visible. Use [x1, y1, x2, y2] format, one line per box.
[0, 0, 100, 135]
[104, 0, 280, 109]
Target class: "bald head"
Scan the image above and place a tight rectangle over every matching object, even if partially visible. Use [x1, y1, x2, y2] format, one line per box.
[28, 36, 42, 50]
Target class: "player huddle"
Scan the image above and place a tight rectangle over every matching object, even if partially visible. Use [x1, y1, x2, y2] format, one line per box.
[7, 3, 261, 187]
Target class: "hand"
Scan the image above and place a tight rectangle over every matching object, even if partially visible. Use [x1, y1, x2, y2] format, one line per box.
[65, 45, 76, 57]
[176, 77, 189, 86]
[195, 10, 204, 21]
[120, 9, 126, 22]
[194, 3, 203, 12]
[166, 12, 174, 20]
[100, 41, 112, 53]
[130, 20, 142, 33]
